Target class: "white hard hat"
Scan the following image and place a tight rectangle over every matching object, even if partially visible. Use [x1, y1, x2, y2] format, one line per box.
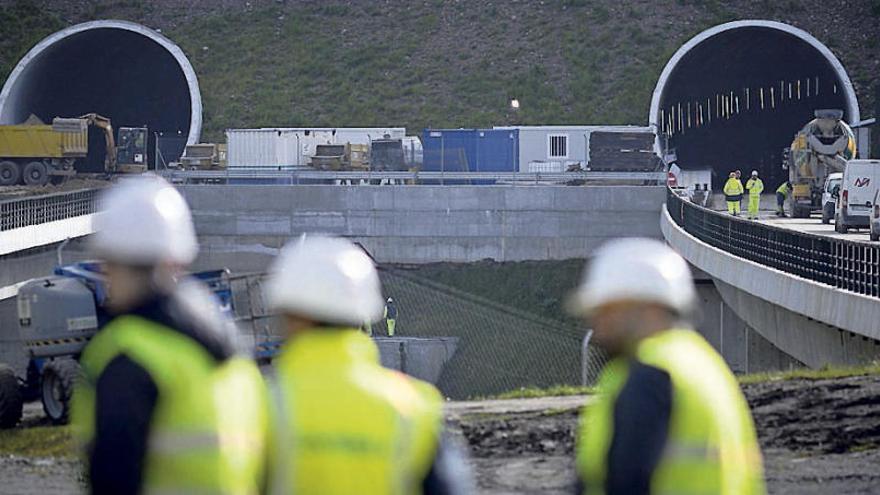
[91, 175, 198, 265]
[751, 170, 758, 176]
[265, 236, 384, 326]
[387, 297, 393, 303]
[567, 238, 695, 317]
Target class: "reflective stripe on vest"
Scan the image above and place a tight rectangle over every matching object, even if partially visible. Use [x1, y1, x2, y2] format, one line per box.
[576, 329, 766, 495]
[72, 315, 268, 495]
[268, 329, 442, 495]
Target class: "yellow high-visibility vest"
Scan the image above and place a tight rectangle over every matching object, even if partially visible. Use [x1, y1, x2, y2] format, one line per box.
[746, 178, 764, 196]
[268, 329, 442, 494]
[73, 315, 268, 495]
[577, 329, 765, 495]
[723, 178, 744, 197]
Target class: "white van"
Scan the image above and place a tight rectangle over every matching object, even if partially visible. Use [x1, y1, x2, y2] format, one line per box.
[835, 159, 880, 233]
[821, 172, 843, 224]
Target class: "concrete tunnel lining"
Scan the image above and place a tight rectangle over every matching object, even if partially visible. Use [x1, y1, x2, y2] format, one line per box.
[0, 20, 201, 169]
[650, 20, 860, 188]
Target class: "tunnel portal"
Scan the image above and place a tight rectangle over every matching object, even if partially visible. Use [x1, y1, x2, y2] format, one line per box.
[0, 21, 201, 170]
[651, 21, 860, 189]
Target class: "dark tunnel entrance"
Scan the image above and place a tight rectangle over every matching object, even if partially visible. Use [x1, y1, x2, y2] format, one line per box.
[0, 21, 201, 171]
[653, 22, 860, 189]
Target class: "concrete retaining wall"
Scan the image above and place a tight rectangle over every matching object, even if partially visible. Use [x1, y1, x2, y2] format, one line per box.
[375, 337, 459, 387]
[179, 185, 666, 268]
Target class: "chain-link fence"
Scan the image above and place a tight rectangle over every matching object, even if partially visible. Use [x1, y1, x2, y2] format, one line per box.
[225, 265, 609, 400]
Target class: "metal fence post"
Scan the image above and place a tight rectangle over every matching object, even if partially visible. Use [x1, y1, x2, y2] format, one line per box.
[581, 329, 594, 387]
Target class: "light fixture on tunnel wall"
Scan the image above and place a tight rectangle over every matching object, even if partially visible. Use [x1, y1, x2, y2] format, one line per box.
[651, 19, 861, 156]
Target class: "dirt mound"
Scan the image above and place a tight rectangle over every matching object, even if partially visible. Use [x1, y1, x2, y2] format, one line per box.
[453, 374, 880, 493]
[0, 178, 108, 200]
[747, 375, 880, 455]
[457, 409, 578, 458]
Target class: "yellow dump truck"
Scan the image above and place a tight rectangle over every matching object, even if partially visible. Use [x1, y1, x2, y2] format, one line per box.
[0, 114, 147, 186]
[310, 143, 369, 170]
[176, 143, 228, 170]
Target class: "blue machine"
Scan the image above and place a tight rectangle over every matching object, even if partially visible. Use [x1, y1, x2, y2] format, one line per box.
[421, 129, 519, 183]
[0, 262, 281, 428]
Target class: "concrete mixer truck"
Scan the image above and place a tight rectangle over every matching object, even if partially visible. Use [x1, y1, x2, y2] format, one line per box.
[784, 109, 857, 218]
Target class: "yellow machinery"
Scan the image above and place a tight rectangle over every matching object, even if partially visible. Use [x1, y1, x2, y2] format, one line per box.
[0, 113, 147, 186]
[310, 143, 369, 171]
[177, 143, 228, 170]
[786, 109, 856, 218]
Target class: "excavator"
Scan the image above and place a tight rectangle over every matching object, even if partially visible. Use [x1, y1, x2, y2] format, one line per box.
[0, 112, 147, 186]
[784, 109, 857, 218]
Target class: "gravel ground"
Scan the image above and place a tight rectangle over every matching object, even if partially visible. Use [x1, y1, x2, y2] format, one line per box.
[452, 374, 880, 494]
[0, 178, 108, 200]
[3, 376, 880, 494]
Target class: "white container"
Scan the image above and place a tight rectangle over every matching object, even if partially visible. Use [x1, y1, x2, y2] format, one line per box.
[226, 129, 336, 167]
[527, 160, 565, 173]
[226, 128, 407, 167]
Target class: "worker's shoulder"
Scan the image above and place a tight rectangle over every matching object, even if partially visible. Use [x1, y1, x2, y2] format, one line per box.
[370, 366, 444, 410]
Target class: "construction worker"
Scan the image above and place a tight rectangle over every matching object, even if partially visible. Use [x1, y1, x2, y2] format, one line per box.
[72, 176, 268, 495]
[776, 181, 792, 217]
[746, 170, 764, 220]
[569, 238, 765, 495]
[723, 172, 744, 216]
[264, 235, 470, 494]
[385, 296, 398, 337]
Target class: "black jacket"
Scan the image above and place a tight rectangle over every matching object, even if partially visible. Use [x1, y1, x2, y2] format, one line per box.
[88, 281, 239, 495]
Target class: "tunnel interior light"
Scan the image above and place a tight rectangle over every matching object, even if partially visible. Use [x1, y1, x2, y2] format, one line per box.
[652, 23, 857, 189]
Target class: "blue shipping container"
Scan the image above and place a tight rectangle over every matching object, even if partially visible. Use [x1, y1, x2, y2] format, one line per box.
[422, 129, 519, 173]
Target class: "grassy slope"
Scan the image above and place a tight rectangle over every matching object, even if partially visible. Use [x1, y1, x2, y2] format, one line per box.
[483, 363, 880, 400]
[1, 1, 877, 144]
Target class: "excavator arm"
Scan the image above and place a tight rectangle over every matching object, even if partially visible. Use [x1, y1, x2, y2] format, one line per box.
[78, 113, 117, 172]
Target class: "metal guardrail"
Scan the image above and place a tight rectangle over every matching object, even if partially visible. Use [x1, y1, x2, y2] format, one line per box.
[666, 188, 880, 298]
[0, 189, 99, 232]
[159, 168, 666, 184]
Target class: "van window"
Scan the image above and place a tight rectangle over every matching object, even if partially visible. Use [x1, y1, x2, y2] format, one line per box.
[827, 178, 841, 192]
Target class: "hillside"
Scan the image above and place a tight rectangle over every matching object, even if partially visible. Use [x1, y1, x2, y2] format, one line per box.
[1, 0, 878, 142]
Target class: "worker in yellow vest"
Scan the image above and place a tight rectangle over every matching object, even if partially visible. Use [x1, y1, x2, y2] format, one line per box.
[723, 172, 744, 216]
[568, 238, 765, 495]
[264, 235, 471, 494]
[384, 297, 398, 336]
[745, 170, 764, 220]
[72, 176, 268, 495]
[775, 181, 792, 217]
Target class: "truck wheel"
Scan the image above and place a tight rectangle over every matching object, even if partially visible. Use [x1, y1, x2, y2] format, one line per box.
[50, 175, 70, 186]
[0, 161, 20, 186]
[835, 217, 849, 234]
[0, 365, 23, 428]
[871, 231, 879, 242]
[793, 205, 810, 219]
[22, 162, 48, 186]
[821, 205, 832, 224]
[41, 359, 80, 425]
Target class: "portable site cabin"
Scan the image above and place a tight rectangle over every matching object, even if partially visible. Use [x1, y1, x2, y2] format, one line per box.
[493, 125, 658, 172]
[421, 129, 519, 173]
[226, 127, 406, 168]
